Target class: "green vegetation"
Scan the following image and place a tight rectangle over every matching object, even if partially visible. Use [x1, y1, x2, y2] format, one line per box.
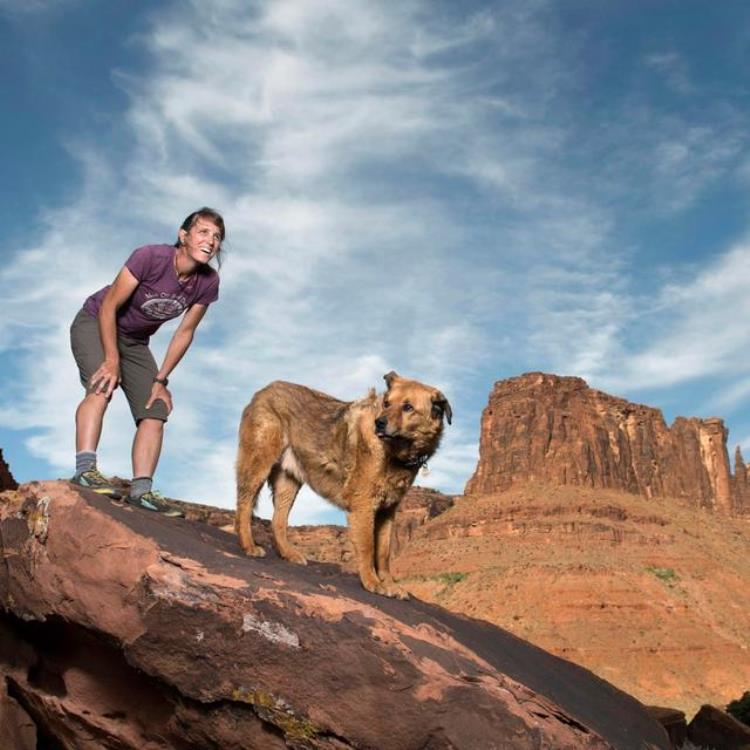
[437, 572, 467, 586]
[232, 687, 320, 741]
[401, 571, 468, 600]
[402, 572, 468, 586]
[645, 566, 679, 583]
[432, 571, 468, 601]
[727, 690, 750, 727]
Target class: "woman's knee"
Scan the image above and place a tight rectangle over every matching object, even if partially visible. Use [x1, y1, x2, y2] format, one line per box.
[78, 391, 111, 413]
[136, 417, 166, 432]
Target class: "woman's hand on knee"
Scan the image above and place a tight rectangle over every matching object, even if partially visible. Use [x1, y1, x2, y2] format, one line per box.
[90, 359, 120, 397]
[146, 382, 173, 414]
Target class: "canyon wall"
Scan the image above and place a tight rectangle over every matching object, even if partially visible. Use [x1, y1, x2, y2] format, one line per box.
[465, 372, 746, 513]
[734, 446, 750, 514]
[0, 451, 17, 492]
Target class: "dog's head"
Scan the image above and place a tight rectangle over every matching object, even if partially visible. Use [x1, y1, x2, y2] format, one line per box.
[374, 371, 452, 463]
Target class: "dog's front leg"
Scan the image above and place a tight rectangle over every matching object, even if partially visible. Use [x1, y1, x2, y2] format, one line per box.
[374, 505, 408, 599]
[348, 505, 407, 599]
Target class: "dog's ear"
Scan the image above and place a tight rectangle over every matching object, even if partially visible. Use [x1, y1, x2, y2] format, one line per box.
[432, 391, 453, 425]
[383, 371, 400, 390]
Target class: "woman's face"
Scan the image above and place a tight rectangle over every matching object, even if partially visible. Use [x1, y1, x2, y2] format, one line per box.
[179, 217, 222, 264]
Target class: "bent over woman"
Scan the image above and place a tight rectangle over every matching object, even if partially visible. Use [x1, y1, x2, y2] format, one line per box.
[69, 207, 224, 516]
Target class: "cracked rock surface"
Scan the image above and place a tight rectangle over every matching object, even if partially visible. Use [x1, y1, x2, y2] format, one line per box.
[0, 481, 669, 749]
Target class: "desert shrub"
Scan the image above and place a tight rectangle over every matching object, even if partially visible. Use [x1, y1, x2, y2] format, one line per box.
[726, 690, 750, 727]
[437, 572, 467, 586]
[399, 572, 467, 587]
[645, 566, 678, 582]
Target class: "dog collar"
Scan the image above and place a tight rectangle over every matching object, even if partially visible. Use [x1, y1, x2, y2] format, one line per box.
[399, 454, 429, 470]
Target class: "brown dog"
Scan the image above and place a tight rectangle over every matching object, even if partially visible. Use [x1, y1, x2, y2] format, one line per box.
[236, 371, 451, 598]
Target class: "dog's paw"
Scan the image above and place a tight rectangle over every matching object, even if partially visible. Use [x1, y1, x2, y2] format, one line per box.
[385, 584, 410, 600]
[363, 579, 410, 599]
[377, 575, 409, 599]
[243, 544, 267, 558]
[281, 548, 308, 566]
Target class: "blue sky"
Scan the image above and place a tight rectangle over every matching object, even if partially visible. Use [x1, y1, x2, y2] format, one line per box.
[1, 0, 749, 523]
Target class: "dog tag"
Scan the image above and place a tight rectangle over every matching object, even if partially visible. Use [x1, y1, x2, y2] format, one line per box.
[420, 463, 430, 477]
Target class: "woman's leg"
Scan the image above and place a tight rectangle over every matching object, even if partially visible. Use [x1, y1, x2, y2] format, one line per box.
[119, 338, 168, 479]
[69, 309, 121, 496]
[75, 392, 110, 453]
[118, 338, 180, 514]
[131, 417, 164, 479]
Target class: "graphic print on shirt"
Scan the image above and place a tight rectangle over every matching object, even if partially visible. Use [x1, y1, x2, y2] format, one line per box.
[141, 291, 189, 320]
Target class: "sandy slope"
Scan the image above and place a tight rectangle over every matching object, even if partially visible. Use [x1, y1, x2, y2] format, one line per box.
[392, 484, 750, 717]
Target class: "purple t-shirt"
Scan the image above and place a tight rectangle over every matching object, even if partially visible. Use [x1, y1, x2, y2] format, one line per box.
[83, 244, 220, 343]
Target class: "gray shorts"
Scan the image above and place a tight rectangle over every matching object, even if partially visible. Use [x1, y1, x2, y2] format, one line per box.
[70, 308, 169, 424]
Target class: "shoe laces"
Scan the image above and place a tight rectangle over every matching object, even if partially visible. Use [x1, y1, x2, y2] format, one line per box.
[83, 468, 108, 483]
[141, 489, 165, 501]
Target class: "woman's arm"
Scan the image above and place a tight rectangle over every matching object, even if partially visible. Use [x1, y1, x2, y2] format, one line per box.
[91, 266, 139, 397]
[145, 304, 209, 413]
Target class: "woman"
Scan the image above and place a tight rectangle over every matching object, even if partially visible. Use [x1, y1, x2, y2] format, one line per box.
[70, 207, 224, 516]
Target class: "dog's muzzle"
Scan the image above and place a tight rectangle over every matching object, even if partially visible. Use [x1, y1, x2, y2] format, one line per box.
[374, 417, 390, 438]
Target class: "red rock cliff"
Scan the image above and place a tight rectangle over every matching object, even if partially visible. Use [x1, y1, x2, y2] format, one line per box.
[465, 373, 742, 513]
[734, 446, 750, 514]
[0, 451, 17, 492]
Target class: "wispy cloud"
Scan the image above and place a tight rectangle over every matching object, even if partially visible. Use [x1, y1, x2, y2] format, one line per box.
[7, 0, 548, 516]
[0, 0, 81, 13]
[643, 51, 693, 95]
[4, 0, 750, 521]
[590, 243, 750, 392]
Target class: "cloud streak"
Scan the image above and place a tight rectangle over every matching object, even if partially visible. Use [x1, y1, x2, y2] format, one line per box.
[3, 0, 750, 522]
[589, 244, 750, 393]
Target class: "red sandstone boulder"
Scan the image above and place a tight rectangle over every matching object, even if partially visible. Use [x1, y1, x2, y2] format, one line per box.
[688, 704, 750, 749]
[647, 706, 687, 749]
[0, 481, 669, 749]
[0, 678, 36, 750]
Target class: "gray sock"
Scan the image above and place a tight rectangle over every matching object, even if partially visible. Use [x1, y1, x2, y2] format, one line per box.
[129, 476, 153, 499]
[76, 451, 97, 475]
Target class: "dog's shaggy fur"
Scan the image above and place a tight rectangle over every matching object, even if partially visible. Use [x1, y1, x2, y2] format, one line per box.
[236, 371, 451, 598]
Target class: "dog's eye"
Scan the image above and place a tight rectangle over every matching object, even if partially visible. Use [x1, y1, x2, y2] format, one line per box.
[383, 399, 390, 408]
[402, 403, 413, 413]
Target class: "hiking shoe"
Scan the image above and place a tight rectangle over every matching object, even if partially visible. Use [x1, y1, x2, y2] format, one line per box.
[126, 490, 184, 518]
[70, 469, 122, 499]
